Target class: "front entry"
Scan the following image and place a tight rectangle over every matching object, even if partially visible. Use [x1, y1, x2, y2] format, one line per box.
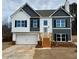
[41, 27, 51, 48]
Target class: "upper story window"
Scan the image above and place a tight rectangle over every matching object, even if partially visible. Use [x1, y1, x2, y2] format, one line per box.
[44, 20, 48, 25]
[15, 20, 27, 27]
[56, 19, 65, 27]
[33, 20, 38, 28]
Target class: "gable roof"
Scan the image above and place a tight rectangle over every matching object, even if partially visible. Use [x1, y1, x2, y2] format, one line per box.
[36, 10, 55, 17]
[11, 3, 72, 18]
[11, 2, 41, 18]
[22, 3, 41, 17]
[49, 7, 72, 17]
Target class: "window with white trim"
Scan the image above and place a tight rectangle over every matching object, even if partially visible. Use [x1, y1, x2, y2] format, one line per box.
[15, 20, 27, 27]
[33, 20, 38, 28]
[44, 20, 48, 25]
[56, 19, 65, 27]
[56, 33, 66, 42]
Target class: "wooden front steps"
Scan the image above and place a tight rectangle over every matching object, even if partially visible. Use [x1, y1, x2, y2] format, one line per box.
[42, 37, 51, 47]
[40, 33, 52, 48]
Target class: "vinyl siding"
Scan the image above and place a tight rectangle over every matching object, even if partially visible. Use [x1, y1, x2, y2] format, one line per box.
[11, 10, 30, 32]
[52, 29, 71, 41]
[40, 18, 52, 33]
[52, 8, 70, 16]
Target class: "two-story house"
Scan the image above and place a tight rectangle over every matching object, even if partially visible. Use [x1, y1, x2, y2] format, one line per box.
[11, 0, 73, 47]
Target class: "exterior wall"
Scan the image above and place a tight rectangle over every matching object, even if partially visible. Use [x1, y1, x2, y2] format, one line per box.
[11, 10, 31, 32]
[40, 18, 52, 33]
[52, 29, 71, 41]
[12, 33, 16, 41]
[52, 17, 70, 28]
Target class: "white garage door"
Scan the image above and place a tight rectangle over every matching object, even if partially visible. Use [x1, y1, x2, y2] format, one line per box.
[16, 33, 38, 44]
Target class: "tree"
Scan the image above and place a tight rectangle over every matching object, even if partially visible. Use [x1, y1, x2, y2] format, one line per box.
[62, 3, 77, 35]
[2, 22, 12, 42]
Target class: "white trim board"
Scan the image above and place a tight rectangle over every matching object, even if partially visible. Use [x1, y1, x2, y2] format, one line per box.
[52, 28, 71, 29]
[51, 16, 72, 18]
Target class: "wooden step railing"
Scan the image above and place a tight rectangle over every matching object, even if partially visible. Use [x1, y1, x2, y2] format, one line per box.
[40, 33, 52, 47]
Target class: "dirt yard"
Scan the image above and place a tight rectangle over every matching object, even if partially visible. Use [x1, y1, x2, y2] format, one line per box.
[2, 42, 13, 50]
[34, 48, 77, 59]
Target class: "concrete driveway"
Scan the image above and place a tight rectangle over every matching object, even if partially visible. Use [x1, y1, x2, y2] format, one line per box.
[3, 45, 35, 59]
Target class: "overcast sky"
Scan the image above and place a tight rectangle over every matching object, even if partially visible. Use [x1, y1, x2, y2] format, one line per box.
[2, 0, 77, 23]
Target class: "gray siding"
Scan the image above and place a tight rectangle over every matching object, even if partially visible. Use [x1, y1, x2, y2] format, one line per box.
[52, 29, 71, 41]
[30, 18, 40, 31]
[52, 17, 70, 28]
[52, 8, 70, 16]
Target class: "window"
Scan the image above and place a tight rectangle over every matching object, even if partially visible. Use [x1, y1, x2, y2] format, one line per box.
[56, 34, 61, 41]
[15, 20, 27, 27]
[15, 21, 20, 27]
[56, 33, 66, 42]
[33, 20, 37, 28]
[56, 19, 65, 27]
[44, 20, 48, 25]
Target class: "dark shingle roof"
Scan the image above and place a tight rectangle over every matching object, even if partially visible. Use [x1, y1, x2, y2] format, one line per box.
[36, 10, 56, 17]
[22, 4, 40, 17]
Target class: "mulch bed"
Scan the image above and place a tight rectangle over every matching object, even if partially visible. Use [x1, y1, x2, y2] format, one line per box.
[36, 41, 76, 48]
[52, 42, 76, 47]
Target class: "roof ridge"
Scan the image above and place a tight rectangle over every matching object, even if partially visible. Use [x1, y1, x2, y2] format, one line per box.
[35, 9, 56, 11]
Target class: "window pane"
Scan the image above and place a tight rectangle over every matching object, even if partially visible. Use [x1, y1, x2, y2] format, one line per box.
[56, 20, 60, 23]
[61, 20, 65, 27]
[62, 37, 65, 41]
[62, 34, 65, 37]
[16, 21, 20, 27]
[61, 20, 65, 23]
[44, 20, 47, 25]
[22, 21, 25, 27]
[57, 34, 60, 37]
[56, 23, 60, 27]
[61, 23, 65, 27]
[33, 20, 37, 23]
[33, 20, 37, 28]
[56, 34, 61, 41]
[62, 34, 66, 41]
[57, 38, 61, 41]
[56, 20, 61, 27]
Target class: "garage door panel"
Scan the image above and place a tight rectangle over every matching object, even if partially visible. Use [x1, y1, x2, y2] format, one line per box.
[16, 33, 38, 44]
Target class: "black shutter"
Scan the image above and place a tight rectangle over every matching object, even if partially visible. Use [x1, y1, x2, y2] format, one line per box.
[54, 34, 56, 41]
[54, 20, 56, 27]
[25, 20, 27, 27]
[66, 34, 68, 41]
[66, 19, 67, 27]
[37, 19, 39, 28]
[15, 20, 17, 27]
[31, 20, 33, 27]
